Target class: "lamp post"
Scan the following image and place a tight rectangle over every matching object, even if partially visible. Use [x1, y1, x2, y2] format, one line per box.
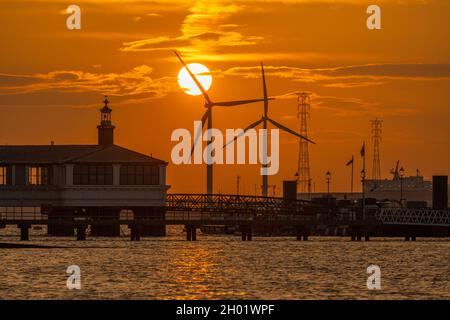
[325, 171, 331, 196]
[399, 167, 405, 207]
[326, 171, 331, 215]
[308, 178, 312, 200]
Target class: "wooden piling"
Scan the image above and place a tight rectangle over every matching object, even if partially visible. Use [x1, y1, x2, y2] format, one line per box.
[191, 226, 197, 241]
[19, 224, 30, 241]
[76, 225, 86, 241]
[130, 224, 141, 241]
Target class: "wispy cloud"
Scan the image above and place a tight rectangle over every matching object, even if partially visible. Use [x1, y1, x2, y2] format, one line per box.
[270, 91, 417, 117]
[224, 63, 450, 87]
[120, 1, 263, 55]
[312, 94, 416, 117]
[0, 66, 176, 104]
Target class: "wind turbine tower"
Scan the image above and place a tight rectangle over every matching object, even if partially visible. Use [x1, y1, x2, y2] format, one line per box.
[296, 92, 312, 193]
[371, 118, 383, 181]
[224, 64, 314, 197]
[174, 51, 266, 194]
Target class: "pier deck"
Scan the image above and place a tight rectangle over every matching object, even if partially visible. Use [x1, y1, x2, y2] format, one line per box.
[0, 194, 448, 241]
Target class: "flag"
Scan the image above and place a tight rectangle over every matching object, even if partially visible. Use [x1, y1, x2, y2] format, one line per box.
[346, 156, 354, 166]
[360, 142, 365, 157]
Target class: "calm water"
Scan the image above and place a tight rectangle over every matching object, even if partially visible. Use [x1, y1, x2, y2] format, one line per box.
[0, 226, 449, 299]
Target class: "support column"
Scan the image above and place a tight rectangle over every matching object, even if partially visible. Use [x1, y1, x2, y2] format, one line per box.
[296, 227, 303, 241]
[302, 229, 309, 241]
[185, 225, 196, 241]
[130, 224, 141, 241]
[191, 226, 197, 241]
[135, 226, 141, 241]
[19, 224, 30, 241]
[76, 225, 87, 241]
[241, 226, 252, 241]
[186, 226, 192, 241]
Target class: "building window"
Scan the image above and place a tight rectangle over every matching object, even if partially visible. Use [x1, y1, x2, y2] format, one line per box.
[0, 166, 7, 185]
[120, 165, 159, 185]
[28, 166, 50, 185]
[73, 165, 113, 185]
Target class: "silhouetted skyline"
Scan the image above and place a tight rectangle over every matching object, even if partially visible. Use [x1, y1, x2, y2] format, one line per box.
[1, 0, 449, 194]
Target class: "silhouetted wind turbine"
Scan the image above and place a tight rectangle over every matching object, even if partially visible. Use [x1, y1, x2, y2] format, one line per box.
[225, 62, 315, 197]
[174, 51, 269, 195]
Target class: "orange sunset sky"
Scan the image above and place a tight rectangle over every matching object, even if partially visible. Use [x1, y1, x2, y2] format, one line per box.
[0, 0, 449, 195]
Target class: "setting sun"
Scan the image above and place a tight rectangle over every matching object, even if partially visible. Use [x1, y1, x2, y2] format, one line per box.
[177, 63, 212, 96]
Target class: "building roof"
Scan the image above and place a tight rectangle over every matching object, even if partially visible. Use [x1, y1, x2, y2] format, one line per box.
[0, 144, 167, 165]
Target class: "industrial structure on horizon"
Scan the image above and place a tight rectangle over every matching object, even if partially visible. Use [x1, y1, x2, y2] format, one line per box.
[296, 92, 312, 194]
[371, 118, 382, 181]
[297, 118, 450, 206]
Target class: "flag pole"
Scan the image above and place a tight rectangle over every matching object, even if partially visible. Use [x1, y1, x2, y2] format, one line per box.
[351, 155, 354, 194]
[362, 142, 366, 219]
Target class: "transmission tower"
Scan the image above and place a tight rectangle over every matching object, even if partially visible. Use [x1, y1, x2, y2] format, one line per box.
[371, 118, 383, 181]
[296, 93, 312, 193]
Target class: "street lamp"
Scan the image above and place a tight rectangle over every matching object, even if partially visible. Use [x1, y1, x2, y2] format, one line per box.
[308, 178, 312, 200]
[399, 167, 405, 207]
[360, 169, 366, 183]
[325, 171, 331, 215]
[326, 171, 331, 196]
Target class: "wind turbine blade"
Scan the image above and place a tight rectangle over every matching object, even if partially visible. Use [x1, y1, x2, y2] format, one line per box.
[267, 117, 315, 144]
[261, 62, 269, 116]
[223, 118, 264, 148]
[174, 51, 213, 105]
[190, 110, 209, 156]
[213, 98, 273, 107]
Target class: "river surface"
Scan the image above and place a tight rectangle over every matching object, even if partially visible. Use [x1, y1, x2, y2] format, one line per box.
[0, 226, 448, 299]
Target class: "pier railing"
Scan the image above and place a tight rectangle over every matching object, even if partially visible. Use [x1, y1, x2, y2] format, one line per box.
[166, 193, 307, 215]
[377, 208, 450, 227]
[2, 196, 449, 227]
